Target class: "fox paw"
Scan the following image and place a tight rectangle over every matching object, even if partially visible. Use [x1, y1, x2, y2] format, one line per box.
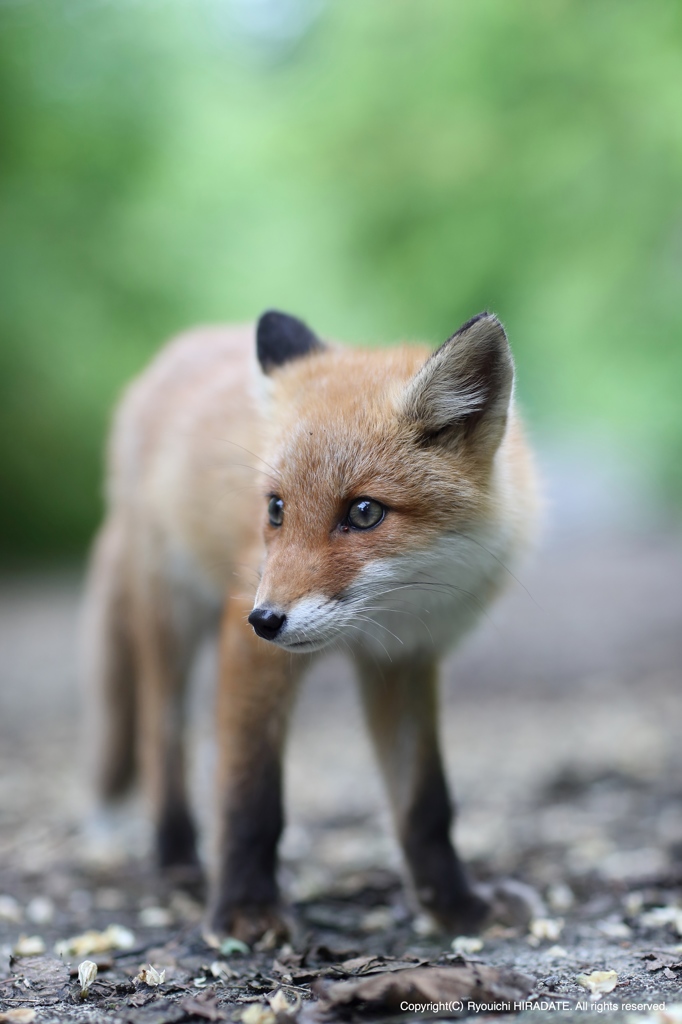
[204, 905, 290, 949]
[418, 890, 491, 937]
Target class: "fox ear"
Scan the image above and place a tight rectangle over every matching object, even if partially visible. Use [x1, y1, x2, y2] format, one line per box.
[256, 310, 325, 374]
[401, 312, 514, 456]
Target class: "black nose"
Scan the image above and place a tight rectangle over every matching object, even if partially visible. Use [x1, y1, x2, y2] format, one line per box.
[248, 607, 286, 641]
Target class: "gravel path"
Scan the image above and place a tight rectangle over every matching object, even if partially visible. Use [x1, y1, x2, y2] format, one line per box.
[1, 531, 681, 1022]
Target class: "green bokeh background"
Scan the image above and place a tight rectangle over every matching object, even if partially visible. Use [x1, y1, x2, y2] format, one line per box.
[1, 0, 681, 560]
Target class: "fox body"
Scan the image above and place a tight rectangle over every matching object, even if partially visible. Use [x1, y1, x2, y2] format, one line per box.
[85, 310, 537, 942]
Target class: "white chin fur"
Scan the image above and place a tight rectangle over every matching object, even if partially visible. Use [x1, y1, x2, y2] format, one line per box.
[265, 528, 515, 660]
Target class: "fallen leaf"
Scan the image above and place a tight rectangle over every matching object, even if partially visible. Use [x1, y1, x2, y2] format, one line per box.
[219, 937, 250, 956]
[78, 959, 98, 996]
[359, 907, 394, 932]
[254, 929, 280, 953]
[137, 964, 166, 986]
[323, 955, 426, 979]
[482, 924, 519, 940]
[210, 960, 238, 982]
[544, 946, 569, 960]
[546, 883, 574, 913]
[13, 936, 45, 957]
[338, 956, 382, 975]
[315, 963, 533, 1011]
[139, 906, 173, 928]
[0, 1010, 37, 1023]
[55, 923, 135, 957]
[451, 936, 483, 955]
[240, 1006, 275, 1024]
[268, 989, 299, 1016]
[640, 951, 682, 970]
[576, 970, 618, 995]
[597, 919, 631, 940]
[529, 918, 564, 943]
[640, 907, 682, 935]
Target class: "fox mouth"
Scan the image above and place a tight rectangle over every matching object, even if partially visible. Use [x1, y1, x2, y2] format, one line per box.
[274, 636, 335, 653]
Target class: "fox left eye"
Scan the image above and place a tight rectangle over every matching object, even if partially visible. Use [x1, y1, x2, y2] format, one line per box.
[346, 498, 385, 530]
[267, 496, 284, 527]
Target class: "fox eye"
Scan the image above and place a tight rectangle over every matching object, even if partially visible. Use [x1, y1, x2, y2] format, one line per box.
[347, 498, 385, 530]
[267, 496, 284, 527]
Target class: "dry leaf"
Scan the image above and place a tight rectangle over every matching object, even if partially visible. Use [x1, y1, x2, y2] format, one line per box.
[333, 955, 424, 978]
[529, 917, 564, 943]
[268, 989, 300, 1015]
[55, 923, 135, 957]
[411, 912, 439, 936]
[359, 907, 394, 932]
[639, 952, 682, 973]
[338, 955, 383, 975]
[78, 959, 98, 996]
[210, 935, 249, 956]
[597, 919, 631, 940]
[210, 960, 238, 982]
[315, 963, 533, 1011]
[544, 945, 569, 960]
[240, 1006, 275, 1024]
[0, 1010, 37, 1023]
[138, 964, 166, 986]
[138, 906, 173, 928]
[451, 936, 483, 955]
[13, 936, 46, 957]
[640, 906, 682, 935]
[576, 969, 618, 995]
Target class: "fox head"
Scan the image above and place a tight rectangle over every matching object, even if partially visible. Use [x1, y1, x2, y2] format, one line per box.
[248, 309, 529, 656]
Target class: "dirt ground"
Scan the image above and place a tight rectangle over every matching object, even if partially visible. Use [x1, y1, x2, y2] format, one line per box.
[1, 529, 682, 1023]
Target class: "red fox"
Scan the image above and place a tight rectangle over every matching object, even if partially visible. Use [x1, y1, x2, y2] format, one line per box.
[84, 310, 538, 943]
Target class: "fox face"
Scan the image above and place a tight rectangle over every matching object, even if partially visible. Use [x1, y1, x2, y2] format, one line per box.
[248, 311, 527, 658]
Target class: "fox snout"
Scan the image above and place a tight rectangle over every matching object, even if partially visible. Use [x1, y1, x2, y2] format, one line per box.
[248, 606, 286, 641]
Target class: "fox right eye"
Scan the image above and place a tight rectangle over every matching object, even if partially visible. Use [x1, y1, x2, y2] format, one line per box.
[267, 496, 284, 527]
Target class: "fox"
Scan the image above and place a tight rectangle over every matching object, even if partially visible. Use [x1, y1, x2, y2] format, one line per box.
[83, 309, 538, 945]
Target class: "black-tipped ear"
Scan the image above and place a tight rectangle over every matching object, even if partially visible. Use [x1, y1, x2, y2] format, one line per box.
[256, 310, 325, 374]
[401, 312, 514, 456]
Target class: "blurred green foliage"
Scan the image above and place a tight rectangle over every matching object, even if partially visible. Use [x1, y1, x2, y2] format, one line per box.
[1, 0, 682, 559]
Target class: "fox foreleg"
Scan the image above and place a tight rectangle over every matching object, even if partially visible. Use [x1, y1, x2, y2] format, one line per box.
[357, 656, 489, 934]
[208, 597, 301, 945]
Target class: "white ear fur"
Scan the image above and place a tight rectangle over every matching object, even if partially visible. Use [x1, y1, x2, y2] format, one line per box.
[400, 312, 514, 451]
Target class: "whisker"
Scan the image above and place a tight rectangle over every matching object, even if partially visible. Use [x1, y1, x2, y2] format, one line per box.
[352, 613, 403, 646]
[451, 530, 540, 608]
[345, 622, 393, 663]
[363, 605, 435, 646]
[348, 579, 497, 631]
